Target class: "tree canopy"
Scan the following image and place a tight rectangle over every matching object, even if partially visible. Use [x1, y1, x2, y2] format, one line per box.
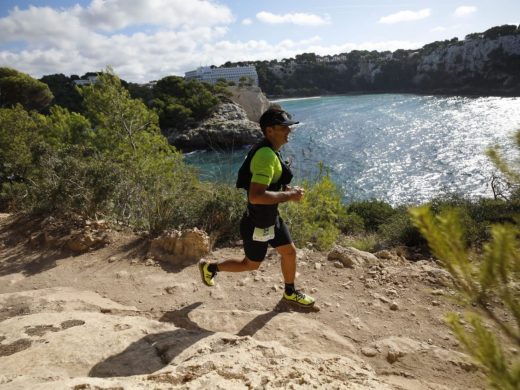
[40, 73, 83, 114]
[151, 76, 226, 130]
[0, 67, 53, 111]
[80, 69, 160, 153]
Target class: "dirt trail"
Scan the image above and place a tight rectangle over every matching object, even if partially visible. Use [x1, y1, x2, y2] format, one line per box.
[0, 215, 489, 389]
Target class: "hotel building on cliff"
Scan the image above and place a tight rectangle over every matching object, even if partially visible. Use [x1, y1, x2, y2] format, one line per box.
[184, 65, 258, 86]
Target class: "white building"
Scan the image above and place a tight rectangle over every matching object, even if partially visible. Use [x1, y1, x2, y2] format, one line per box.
[73, 75, 98, 86]
[185, 66, 258, 86]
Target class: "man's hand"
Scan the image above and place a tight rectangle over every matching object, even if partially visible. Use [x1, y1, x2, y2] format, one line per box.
[288, 186, 305, 202]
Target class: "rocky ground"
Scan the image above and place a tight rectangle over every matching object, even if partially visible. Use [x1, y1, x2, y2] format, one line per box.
[0, 213, 496, 389]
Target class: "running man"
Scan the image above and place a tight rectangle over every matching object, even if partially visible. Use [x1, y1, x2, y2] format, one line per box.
[199, 107, 315, 307]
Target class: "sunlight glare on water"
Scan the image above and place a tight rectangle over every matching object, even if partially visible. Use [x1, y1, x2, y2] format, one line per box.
[185, 94, 520, 205]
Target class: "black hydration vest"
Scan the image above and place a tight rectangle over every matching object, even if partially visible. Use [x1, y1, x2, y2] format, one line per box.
[236, 139, 293, 228]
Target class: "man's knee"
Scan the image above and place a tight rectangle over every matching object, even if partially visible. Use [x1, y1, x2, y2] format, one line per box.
[276, 243, 297, 258]
[243, 258, 261, 270]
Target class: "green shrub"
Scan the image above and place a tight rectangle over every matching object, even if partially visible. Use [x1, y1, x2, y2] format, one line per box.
[0, 105, 44, 182]
[429, 194, 520, 245]
[430, 193, 470, 213]
[339, 212, 365, 234]
[429, 195, 482, 245]
[470, 198, 520, 227]
[28, 145, 120, 217]
[378, 206, 424, 247]
[0, 181, 32, 212]
[282, 175, 346, 250]
[80, 68, 161, 153]
[346, 199, 396, 231]
[483, 24, 519, 39]
[108, 133, 199, 233]
[43, 106, 94, 147]
[152, 98, 193, 129]
[196, 183, 245, 245]
[1, 69, 209, 236]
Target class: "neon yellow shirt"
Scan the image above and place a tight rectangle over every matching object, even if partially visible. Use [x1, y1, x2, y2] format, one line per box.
[250, 146, 282, 186]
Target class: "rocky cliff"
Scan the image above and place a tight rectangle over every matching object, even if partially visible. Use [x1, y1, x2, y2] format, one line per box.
[417, 34, 520, 74]
[166, 102, 263, 151]
[233, 25, 520, 97]
[412, 33, 520, 93]
[227, 86, 270, 122]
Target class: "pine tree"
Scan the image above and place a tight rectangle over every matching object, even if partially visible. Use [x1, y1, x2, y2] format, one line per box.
[410, 130, 520, 390]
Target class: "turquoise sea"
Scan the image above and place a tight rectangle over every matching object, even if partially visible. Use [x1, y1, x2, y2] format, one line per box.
[184, 94, 520, 205]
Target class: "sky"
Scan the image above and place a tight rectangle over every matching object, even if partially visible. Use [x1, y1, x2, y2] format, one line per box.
[0, 0, 518, 83]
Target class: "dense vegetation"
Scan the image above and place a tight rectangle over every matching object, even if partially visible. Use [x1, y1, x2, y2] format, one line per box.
[0, 68, 54, 111]
[36, 71, 230, 133]
[0, 68, 238, 242]
[149, 76, 231, 130]
[1, 66, 519, 250]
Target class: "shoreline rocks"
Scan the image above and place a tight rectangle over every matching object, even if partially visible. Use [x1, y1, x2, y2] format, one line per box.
[166, 102, 263, 152]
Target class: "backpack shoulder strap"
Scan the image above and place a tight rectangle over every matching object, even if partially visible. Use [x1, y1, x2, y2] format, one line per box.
[236, 139, 272, 190]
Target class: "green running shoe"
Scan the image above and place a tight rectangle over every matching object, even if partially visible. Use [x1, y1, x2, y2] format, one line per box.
[283, 290, 315, 307]
[198, 260, 215, 287]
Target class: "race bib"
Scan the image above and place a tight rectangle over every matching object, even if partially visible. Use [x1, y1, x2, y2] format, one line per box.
[253, 225, 275, 242]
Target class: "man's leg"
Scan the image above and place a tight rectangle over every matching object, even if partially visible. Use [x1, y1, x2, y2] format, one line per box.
[199, 215, 267, 286]
[199, 257, 261, 286]
[217, 257, 261, 272]
[276, 243, 297, 284]
[275, 242, 315, 307]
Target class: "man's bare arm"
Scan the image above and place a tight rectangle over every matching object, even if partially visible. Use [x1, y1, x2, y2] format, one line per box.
[248, 182, 304, 205]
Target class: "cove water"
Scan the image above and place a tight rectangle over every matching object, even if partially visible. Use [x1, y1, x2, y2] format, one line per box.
[184, 94, 520, 205]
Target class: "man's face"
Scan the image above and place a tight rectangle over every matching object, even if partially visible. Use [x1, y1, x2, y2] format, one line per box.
[270, 124, 292, 145]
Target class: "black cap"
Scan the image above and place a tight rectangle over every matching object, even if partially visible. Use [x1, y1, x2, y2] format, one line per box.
[259, 108, 299, 132]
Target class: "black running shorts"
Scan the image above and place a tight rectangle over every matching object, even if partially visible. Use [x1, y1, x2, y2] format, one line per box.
[240, 214, 292, 261]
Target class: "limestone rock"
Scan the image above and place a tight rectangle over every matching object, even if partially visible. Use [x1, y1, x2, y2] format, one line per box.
[361, 347, 379, 357]
[364, 278, 379, 289]
[0, 287, 138, 319]
[65, 230, 110, 253]
[417, 262, 453, 286]
[431, 348, 479, 372]
[39, 216, 111, 253]
[227, 86, 270, 122]
[417, 34, 520, 79]
[372, 293, 391, 304]
[296, 247, 315, 262]
[150, 228, 210, 265]
[351, 317, 370, 331]
[368, 335, 477, 373]
[374, 250, 393, 260]
[327, 245, 379, 268]
[167, 103, 262, 151]
[374, 336, 425, 364]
